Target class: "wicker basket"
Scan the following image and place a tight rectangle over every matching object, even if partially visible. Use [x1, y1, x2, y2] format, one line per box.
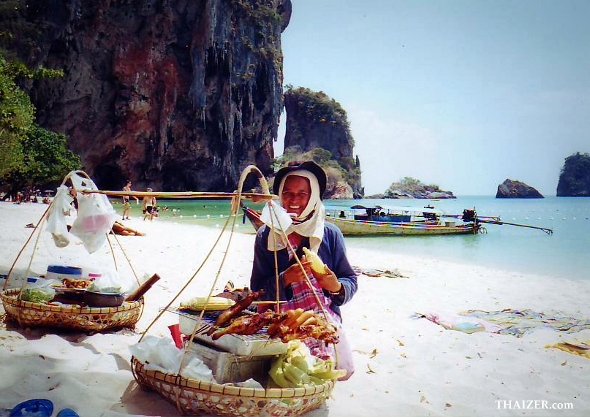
[131, 357, 334, 417]
[1, 288, 143, 331]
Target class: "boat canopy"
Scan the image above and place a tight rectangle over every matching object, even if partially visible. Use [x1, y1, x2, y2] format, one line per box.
[328, 204, 444, 215]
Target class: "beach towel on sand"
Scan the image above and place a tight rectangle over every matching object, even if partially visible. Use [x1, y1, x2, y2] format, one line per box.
[460, 309, 590, 337]
[414, 312, 499, 334]
[546, 340, 590, 359]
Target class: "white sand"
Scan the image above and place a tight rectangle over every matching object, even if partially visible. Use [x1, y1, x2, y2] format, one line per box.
[1, 202, 589, 416]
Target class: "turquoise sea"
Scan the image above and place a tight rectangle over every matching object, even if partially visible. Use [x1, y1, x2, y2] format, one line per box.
[122, 196, 590, 281]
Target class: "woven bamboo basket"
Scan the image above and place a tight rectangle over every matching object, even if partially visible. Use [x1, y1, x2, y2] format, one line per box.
[1, 288, 143, 331]
[131, 357, 334, 417]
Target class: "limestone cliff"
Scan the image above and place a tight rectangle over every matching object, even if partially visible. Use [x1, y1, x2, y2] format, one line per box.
[496, 179, 543, 198]
[556, 152, 590, 197]
[2, 0, 291, 191]
[282, 87, 363, 198]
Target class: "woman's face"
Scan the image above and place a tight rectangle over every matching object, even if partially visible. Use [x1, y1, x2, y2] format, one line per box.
[281, 175, 311, 217]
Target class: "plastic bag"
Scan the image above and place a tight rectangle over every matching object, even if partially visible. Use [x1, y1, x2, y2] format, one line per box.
[129, 336, 215, 382]
[19, 278, 59, 303]
[180, 357, 215, 382]
[45, 185, 74, 248]
[129, 335, 184, 373]
[68, 172, 117, 253]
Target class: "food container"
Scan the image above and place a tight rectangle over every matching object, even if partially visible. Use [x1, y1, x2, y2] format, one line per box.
[87, 272, 101, 281]
[186, 340, 276, 384]
[46, 265, 83, 281]
[178, 312, 287, 356]
[84, 291, 125, 307]
[53, 288, 86, 304]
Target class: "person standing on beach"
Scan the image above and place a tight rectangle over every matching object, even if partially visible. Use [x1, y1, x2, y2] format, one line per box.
[250, 161, 357, 380]
[142, 188, 157, 221]
[122, 180, 139, 220]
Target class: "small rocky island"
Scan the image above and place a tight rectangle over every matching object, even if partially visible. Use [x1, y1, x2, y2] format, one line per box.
[557, 152, 590, 197]
[368, 177, 456, 199]
[496, 179, 543, 198]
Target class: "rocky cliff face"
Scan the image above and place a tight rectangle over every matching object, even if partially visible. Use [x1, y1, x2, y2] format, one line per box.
[496, 179, 543, 198]
[283, 87, 363, 198]
[4, 0, 291, 191]
[557, 152, 590, 197]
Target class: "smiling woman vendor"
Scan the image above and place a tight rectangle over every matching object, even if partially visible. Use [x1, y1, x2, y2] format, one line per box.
[250, 161, 358, 379]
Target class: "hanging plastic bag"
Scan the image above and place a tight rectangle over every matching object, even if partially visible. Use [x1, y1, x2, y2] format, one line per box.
[45, 185, 74, 248]
[68, 171, 117, 253]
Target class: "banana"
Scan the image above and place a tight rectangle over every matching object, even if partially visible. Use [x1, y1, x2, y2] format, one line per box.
[290, 355, 310, 374]
[179, 296, 235, 312]
[269, 357, 296, 388]
[302, 247, 326, 275]
[310, 358, 336, 375]
[282, 308, 304, 328]
[293, 310, 314, 328]
[283, 361, 309, 386]
[310, 369, 347, 381]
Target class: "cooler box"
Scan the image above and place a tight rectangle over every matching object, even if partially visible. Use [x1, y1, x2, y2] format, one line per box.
[186, 340, 275, 384]
[178, 311, 287, 356]
[45, 265, 83, 281]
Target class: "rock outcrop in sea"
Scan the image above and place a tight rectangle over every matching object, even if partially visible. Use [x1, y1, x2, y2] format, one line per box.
[378, 177, 455, 199]
[556, 152, 590, 197]
[496, 179, 543, 198]
[282, 87, 363, 199]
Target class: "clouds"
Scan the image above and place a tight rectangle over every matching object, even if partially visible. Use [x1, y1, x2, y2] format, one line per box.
[275, 1, 590, 197]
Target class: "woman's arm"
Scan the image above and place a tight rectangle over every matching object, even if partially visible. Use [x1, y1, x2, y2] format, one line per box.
[318, 223, 358, 307]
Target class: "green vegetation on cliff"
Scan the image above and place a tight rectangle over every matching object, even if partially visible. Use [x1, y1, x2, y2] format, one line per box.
[281, 86, 362, 197]
[0, 51, 78, 194]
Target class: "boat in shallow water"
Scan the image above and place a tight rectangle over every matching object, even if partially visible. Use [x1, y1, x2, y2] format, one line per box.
[324, 205, 482, 236]
[242, 204, 485, 236]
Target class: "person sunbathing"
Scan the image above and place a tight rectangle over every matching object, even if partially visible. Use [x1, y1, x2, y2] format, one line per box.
[111, 221, 145, 236]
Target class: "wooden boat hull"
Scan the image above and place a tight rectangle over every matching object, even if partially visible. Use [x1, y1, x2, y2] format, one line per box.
[325, 217, 479, 236]
[242, 205, 264, 230]
[243, 205, 480, 236]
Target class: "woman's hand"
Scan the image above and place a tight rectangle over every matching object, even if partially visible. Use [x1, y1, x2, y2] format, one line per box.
[313, 266, 341, 293]
[284, 256, 341, 294]
[282, 260, 312, 286]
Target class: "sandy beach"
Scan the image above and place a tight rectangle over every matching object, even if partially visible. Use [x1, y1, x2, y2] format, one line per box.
[1, 201, 589, 417]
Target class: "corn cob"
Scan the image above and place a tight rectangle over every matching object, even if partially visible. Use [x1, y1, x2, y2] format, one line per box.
[302, 247, 326, 274]
[180, 296, 235, 311]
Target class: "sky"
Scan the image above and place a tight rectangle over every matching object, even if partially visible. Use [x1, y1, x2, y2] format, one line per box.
[274, 0, 590, 196]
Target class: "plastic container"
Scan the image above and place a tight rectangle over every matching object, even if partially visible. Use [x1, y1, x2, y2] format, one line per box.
[87, 272, 101, 281]
[84, 291, 125, 307]
[46, 265, 83, 281]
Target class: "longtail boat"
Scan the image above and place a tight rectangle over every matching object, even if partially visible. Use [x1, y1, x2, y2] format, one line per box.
[242, 204, 483, 236]
[324, 205, 482, 236]
[242, 203, 552, 236]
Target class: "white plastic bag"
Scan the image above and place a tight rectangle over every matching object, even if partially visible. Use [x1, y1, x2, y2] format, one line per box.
[45, 185, 74, 248]
[129, 335, 184, 373]
[68, 172, 117, 253]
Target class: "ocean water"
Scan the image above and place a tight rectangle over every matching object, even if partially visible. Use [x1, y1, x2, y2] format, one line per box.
[129, 196, 590, 281]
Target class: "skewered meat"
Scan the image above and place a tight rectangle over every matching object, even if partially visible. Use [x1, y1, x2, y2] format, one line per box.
[210, 310, 286, 340]
[206, 289, 265, 335]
